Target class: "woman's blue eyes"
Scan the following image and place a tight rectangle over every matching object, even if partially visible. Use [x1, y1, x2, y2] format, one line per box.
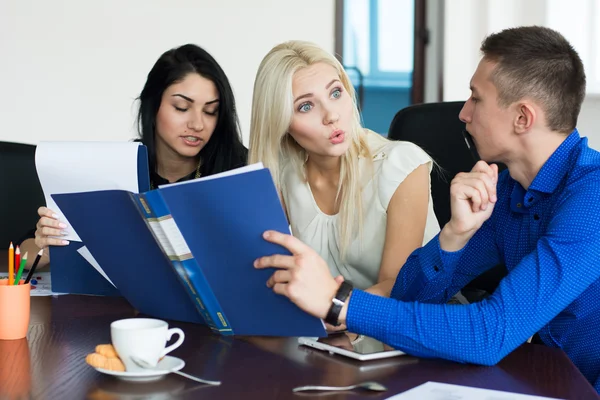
[297, 88, 343, 112]
[299, 103, 312, 112]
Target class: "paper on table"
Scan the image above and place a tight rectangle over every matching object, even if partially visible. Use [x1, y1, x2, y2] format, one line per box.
[77, 246, 116, 287]
[35, 141, 142, 242]
[385, 382, 563, 400]
[0, 272, 66, 296]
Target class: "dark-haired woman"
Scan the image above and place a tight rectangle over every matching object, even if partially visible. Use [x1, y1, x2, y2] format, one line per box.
[21, 44, 247, 267]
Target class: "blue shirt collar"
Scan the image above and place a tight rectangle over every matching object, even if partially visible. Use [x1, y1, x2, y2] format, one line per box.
[528, 129, 581, 194]
[509, 129, 581, 212]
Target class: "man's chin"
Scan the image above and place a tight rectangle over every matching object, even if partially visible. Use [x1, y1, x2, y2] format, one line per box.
[176, 147, 204, 159]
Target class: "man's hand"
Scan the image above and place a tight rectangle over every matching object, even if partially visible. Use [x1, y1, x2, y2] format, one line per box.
[254, 231, 339, 319]
[440, 161, 498, 251]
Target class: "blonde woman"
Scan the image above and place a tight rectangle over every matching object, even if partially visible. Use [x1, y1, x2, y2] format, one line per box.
[249, 40, 440, 296]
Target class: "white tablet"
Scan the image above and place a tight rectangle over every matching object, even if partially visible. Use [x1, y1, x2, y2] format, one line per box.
[298, 334, 405, 361]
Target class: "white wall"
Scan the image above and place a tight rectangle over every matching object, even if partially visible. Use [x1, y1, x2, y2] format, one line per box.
[578, 96, 600, 146]
[442, 0, 600, 149]
[0, 0, 335, 146]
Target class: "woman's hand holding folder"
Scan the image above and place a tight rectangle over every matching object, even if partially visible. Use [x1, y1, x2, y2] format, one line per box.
[34, 207, 70, 249]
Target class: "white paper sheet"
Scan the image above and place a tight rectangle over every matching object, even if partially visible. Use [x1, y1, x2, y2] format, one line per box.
[77, 246, 116, 287]
[35, 141, 142, 242]
[159, 162, 265, 188]
[385, 382, 563, 400]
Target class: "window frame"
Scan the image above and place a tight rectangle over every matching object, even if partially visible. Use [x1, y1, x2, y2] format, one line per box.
[336, 0, 426, 102]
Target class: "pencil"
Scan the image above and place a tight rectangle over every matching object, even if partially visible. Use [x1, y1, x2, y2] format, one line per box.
[8, 242, 14, 286]
[24, 249, 44, 284]
[15, 246, 20, 280]
[14, 252, 28, 285]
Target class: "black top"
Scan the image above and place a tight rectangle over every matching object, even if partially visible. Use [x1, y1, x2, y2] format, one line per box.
[150, 169, 198, 188]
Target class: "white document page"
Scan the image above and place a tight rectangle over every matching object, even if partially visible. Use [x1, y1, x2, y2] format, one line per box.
[36, 141, 142, 242]
[0, 272, 66, 296]
[77, 246, 116, 287]
[385, 382, 563, 400]
[159, 162, 265, 188]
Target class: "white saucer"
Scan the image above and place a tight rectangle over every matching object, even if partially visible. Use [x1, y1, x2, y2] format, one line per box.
[94, 356, 185, 382]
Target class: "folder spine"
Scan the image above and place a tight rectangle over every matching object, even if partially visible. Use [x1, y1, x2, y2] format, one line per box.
[135, 191, 233, 335]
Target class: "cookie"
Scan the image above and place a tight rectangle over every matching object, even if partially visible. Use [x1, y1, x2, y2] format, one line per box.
[95, 344, 119, 358]
[85, 351, 125, 371]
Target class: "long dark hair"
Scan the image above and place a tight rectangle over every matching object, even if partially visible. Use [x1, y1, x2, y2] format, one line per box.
[137, 44, 247, 176]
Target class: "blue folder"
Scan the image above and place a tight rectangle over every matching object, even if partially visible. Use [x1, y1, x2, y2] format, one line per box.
[49, 145, 150, 296]
[52, 167, 327, 337]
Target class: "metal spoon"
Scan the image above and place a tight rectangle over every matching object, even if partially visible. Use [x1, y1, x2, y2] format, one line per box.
[292, 381, 387, 393]
[130, 356, 221, 386]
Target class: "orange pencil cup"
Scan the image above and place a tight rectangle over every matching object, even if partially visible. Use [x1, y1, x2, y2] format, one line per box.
[0, 280, 30, 340]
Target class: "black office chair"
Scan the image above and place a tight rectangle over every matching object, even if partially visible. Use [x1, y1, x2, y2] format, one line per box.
[387, 101, 507, 299]
[0, 141, 46, 246]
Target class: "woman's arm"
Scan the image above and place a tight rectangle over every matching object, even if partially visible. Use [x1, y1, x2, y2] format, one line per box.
[19, 238, 50, 269]
[366, 163, 431, 297]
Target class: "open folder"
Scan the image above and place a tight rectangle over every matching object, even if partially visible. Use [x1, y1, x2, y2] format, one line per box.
[52, 164, 327, 337]
[36, 141, 150, 296]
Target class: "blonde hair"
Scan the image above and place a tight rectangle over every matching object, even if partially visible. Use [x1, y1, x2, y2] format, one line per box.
[249, 40, 386, 259]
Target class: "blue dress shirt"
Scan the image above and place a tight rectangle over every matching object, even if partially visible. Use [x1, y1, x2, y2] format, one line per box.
[347, 130, 600, 392]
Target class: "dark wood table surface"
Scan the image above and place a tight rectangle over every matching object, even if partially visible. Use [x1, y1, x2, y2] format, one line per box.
[1, 250, 599, 400]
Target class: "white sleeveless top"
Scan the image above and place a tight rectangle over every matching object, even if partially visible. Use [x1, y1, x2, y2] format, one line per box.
[281, 132, 440, 290]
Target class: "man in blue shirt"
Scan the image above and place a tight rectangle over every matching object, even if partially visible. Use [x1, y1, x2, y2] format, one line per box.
[254, 26, 600, 392]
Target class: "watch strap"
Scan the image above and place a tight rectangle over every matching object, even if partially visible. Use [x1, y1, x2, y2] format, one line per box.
[324, 281, 353, 326]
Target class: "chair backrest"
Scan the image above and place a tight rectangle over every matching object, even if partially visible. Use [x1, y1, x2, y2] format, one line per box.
[388, 101, 474, 227]
[0, 142, 45, 245]
[387, 102, 507, 296]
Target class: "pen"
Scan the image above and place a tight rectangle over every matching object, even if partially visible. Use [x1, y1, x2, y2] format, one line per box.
[15, 246, 20, 280]
[14, 252, 28, 285]
[462, 129, 481, 163]
[24, 249, 44, 284]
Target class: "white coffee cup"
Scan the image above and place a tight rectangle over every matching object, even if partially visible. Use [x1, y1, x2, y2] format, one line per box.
[110, 318, 185, 372]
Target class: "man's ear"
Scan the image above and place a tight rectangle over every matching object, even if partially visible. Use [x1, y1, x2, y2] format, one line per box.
[514, 102, 535, 134]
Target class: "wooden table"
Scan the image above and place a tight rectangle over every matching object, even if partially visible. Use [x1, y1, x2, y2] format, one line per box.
[0, 251, 598, 399]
